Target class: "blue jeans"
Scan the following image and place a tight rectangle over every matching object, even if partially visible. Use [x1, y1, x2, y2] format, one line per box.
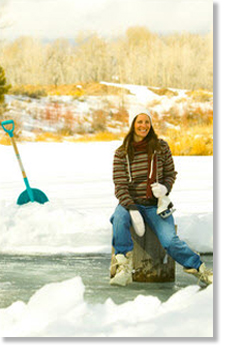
[110, 204, 202, 270]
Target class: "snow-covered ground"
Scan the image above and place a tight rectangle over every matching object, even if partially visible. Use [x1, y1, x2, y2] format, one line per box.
[0, 142, 213, 255]
[0, 141, 213, 337]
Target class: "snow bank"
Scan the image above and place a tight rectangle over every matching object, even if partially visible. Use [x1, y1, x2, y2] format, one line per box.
[0, 201, 112, 254]
[0, 200, 213, 255]
[0, 276, 213, 337]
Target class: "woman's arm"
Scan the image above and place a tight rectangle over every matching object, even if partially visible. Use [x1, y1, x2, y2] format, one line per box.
[162, 141, 177, 193]
[113, 150, 136, 209]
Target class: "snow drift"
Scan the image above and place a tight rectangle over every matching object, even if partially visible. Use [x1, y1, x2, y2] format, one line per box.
[0, 276, 213, 337]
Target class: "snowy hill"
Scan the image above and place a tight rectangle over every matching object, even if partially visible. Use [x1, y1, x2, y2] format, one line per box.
[1, 82, 213, 143]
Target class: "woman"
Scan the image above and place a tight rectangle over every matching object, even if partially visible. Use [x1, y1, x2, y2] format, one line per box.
[110, 109, 213, 286]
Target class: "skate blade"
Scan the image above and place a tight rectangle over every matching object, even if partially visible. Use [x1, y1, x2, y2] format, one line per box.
[160, 208, 176, 219]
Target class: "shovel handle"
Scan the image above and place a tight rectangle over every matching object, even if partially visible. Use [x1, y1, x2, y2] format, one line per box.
[1, 119, 35, 202]
[10, 137, 27, 177]
[1, 119, 28, 179]
[10, 137, 34, 202]
[1, 119, 15, 137]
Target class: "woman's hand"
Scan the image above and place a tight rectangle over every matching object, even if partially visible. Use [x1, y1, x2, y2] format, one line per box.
[151, 183, 168, 198]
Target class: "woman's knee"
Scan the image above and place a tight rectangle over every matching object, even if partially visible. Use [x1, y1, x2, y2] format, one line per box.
[166, 235, 181, 251]
[159, 230, 177, 250]
[110, 205, 131, 225]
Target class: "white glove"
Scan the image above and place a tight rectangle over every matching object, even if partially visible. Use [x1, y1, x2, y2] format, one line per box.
[129, 210, 145, 237]
[151, 183, 167, 198]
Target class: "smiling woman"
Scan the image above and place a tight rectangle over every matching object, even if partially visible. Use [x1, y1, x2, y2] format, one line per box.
[109, 108, 213, 286]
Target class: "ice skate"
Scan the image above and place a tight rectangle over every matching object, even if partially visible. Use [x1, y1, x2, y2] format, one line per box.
[157, 196, 175, 218]
[110, 251, 133, 286]
[184, 263, 213, 285]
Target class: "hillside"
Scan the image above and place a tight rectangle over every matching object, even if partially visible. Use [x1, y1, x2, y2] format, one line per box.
[0, 82, 213, 155]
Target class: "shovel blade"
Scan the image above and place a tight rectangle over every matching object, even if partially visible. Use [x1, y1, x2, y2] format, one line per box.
[17, 188, 49, 205]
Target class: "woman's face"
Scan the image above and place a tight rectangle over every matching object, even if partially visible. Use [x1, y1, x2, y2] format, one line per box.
[133, 114, 151, 142]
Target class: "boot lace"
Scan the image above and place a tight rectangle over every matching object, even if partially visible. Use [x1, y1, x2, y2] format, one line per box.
[198, 267, 213, 284]
[110, 260, 131, 274]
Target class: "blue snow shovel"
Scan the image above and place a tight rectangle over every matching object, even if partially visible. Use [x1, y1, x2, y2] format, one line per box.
[1, 119, 49, 205]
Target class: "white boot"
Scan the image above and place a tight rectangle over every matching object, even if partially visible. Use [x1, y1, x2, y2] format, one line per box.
[184, 263, 213, 285]
[157, 196, 175, 218]
[110, 251, 133, 286]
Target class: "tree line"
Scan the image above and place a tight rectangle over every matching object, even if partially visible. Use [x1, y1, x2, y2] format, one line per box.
[0, 26, 213, 90]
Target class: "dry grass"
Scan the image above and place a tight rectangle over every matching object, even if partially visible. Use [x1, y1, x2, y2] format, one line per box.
[9, 85, 47, 99]
[9, 83, 131, 99]
[185, 89, 213, 102]
[2, 84, 213, 155]
[0, 127, 212, 156]
[31, 131, 125, 143]
[148, 87, 178, 97]
[72, 132, 125, 142]
[0, 135, 11, 145]
[35, 132, 64, 142]
[162, 125, 213, 155]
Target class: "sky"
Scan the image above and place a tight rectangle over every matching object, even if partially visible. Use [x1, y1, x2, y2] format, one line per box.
[0, 0, 213, 41]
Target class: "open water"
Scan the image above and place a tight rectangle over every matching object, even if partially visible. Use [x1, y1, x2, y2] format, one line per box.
[0, 254, 213, 309]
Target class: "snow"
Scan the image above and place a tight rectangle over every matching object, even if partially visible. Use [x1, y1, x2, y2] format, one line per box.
[0, 141, 213, 337]
[0, 142, 213, 255]
[101, 81, 212, 118]
[0, 82, 213, 337]
[0, 276, 213, 337]
[101, 81, 160, 104]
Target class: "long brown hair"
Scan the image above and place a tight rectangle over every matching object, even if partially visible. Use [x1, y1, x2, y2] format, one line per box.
[119, 115, 161, 161]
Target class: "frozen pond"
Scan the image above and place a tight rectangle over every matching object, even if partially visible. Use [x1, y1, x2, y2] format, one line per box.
[0, 253, 213, 309]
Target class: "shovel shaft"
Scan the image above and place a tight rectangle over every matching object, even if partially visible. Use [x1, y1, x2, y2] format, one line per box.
[11, 136, 27, 179]
[11, 136, 34, 202]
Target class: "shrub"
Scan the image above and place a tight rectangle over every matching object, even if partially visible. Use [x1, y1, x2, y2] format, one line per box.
[91, 109, 107, 132]
[163, 125, 213, 156]
[61, 109, 75, 135]
[112, 107, 129, 124]
[43, 103, 63, 123]
[185, 89, 213, 102]
[148, 87, 178, 97]
[0, 66, 11, 103]
[9, 85, 47, 99]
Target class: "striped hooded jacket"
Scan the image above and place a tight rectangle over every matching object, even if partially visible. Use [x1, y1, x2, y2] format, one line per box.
[113, 139, 177, 209]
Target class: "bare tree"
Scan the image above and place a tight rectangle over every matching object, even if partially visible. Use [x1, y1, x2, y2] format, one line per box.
[1, 36, 45, 85]
[45, 39, 73, 86]
[73, 32, 110, 82]
[0, 25, 213, 91]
